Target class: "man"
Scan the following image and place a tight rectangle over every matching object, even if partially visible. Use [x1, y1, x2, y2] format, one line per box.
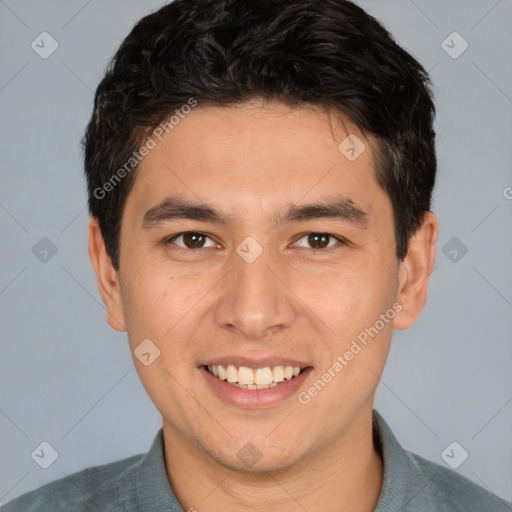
[2, 0, 510, 510]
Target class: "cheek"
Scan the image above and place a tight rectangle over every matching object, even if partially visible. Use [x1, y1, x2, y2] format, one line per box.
[312, 261, 398, 337]
[120, 267, 212, 354]
[120, 269, 175, 341]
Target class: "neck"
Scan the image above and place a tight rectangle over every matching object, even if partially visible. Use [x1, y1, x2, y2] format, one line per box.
[162, 407, 383, 512]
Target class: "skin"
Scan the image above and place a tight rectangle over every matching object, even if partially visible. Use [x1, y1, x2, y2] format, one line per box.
[89, 100, 438, 512]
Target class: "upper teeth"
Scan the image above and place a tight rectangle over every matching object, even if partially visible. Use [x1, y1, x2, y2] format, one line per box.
[207, 364, 301, 385]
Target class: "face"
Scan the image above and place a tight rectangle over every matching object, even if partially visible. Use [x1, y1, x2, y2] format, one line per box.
[90, 100, 436, 473]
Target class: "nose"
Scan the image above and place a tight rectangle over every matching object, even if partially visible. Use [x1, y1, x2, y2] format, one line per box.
[213, 240, 297, 341]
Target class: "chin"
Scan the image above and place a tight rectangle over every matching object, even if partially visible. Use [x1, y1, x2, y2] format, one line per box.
[203, 434, 307, 474]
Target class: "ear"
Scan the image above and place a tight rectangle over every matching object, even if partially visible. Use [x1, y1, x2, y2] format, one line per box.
[88, 217, 126, 332]
[394, 212, 438, 330]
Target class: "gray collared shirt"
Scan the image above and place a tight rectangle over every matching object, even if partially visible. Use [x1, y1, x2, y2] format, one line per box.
[2, 410, 510, 511]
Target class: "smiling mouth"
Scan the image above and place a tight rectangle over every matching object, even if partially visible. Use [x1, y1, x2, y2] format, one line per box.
[204, 364, 305, 389]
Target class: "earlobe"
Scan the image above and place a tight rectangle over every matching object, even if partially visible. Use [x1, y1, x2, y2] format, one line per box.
[394, 212, 438, 330]
[88, 217, 126, 332]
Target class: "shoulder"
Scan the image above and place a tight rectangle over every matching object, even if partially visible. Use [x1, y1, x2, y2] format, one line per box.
[404, 450, 511, 511]
[0, 453, 143, 512]
[372, 410, 511, 511]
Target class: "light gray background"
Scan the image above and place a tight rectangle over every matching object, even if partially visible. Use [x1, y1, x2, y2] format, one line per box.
[1, 0, 511, 506]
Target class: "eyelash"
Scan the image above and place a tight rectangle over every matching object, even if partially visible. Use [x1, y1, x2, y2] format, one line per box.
[164, 231, 348, 254]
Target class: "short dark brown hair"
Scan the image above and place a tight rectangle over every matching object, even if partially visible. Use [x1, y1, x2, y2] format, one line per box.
[82, 0, 436, 270]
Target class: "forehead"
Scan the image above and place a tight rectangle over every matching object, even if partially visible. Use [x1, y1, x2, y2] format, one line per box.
[150, 101, 371, 171]
[124, 101, 388, 225]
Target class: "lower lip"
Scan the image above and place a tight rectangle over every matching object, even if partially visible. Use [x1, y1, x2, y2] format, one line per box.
[201, 366, 313, 408]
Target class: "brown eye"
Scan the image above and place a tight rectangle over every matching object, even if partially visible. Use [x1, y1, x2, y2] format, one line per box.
[308, 233, 330, 249]
[167, 232, 216, 250]
[294, 233, 342, 250]
[182, 232, 207, 248]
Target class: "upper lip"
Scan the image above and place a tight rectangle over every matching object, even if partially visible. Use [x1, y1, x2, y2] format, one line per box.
[201, 356, 311, 369]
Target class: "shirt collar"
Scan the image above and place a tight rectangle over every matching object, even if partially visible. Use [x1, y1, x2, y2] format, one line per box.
[121, 428, 181, 511]
[121, 410, 420, 511]
[372, 409, 419, 511]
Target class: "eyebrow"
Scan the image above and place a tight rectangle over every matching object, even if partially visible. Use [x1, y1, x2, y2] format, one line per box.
[141, 195, 368, 229]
